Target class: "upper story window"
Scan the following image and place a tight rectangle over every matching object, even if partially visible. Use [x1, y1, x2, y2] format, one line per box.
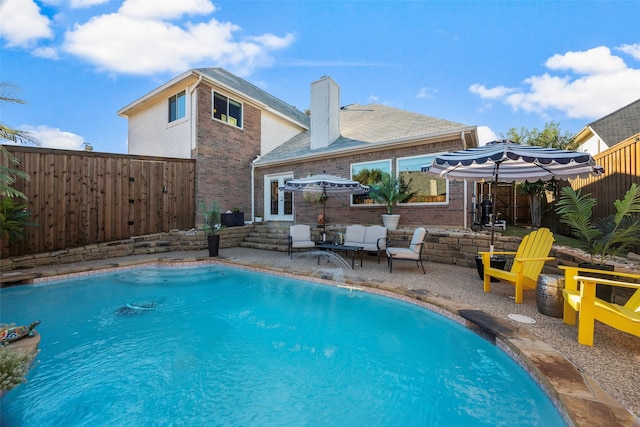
[168, 90, 186, 123]
[397, 154, 448, 204]
[213, 92, 243, 128]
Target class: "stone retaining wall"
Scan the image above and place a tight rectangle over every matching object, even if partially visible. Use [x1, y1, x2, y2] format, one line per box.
[0, 226, 253, 271]
[2, 225, 638, 275]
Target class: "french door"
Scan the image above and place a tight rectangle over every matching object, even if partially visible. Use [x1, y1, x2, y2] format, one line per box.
[264, 173, 294, 221]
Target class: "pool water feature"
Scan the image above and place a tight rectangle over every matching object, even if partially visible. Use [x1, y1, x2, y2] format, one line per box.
[1, 265, 566, 426]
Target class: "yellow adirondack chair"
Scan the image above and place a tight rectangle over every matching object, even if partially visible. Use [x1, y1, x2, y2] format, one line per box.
[559, 266, 640, 346]
[479, 227, 555, 304]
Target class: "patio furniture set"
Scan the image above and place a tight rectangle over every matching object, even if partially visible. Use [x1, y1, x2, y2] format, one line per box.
[287, 224, 426, 273]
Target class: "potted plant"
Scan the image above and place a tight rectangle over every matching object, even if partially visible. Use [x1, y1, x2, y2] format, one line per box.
[221, 207, 244, 227]
[555, 183, 640, 300]
[200, 201, 224, 257]
[368, 172, 416, 230]
[254, 211, 263, 223]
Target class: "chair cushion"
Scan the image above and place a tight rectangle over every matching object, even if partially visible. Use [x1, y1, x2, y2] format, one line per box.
[290, 225, 311, 242]
[364, 226, 387, 250]
[345, 225, 366, 245]
[292, 240, 315, 249]
[386, 247, 420, 260]
[409, 227, 427, 252]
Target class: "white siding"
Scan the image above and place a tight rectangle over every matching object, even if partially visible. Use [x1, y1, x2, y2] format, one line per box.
[128, 92, 192, 158]
[261, 112, 304, 155]
[310, 76, 340, 150]
[579, 134, 609, 155]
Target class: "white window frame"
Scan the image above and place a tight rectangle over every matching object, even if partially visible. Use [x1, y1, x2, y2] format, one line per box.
[350, 159, 392, 207]
[212, 90, 243, 129]
[168, 90, 187, 124]
[397, 153, 449, 206]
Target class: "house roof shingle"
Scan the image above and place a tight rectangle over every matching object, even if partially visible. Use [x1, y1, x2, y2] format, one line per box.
[589, 98, 640, 147]
[194, 67, 310, 128]
[255, 103, 475, 165]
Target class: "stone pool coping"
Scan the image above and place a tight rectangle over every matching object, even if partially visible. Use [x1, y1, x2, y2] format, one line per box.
[3, 254, 638, 426]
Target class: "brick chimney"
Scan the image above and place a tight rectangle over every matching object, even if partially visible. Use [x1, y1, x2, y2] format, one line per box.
[310, 76, 340, 150]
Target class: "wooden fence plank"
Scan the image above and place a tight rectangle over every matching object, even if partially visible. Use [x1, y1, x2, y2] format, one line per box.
[1, 146, 195, 256]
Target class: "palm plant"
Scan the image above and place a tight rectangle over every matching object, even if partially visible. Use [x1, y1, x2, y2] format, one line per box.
[368, 172, 416, 215]
[0, 197, 35, 242]
[200, 201, 223, 235]
[555, 183, 640, 265]
[1, 83, 37, 200]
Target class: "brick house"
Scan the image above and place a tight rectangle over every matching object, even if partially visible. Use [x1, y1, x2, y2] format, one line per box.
[118, 68, 479, 229]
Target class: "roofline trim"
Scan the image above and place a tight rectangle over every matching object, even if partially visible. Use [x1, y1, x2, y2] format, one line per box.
[117, 70, 194, 117]
[255, 127, 477, 168]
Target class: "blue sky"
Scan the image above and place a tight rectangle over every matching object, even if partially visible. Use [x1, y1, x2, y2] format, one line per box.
[2, 0, 640, 154]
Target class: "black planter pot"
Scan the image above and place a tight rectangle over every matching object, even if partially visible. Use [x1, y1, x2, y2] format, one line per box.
[207, 234, 220, 257]
[221, 212, 244, 227]
[475, 255, 507, 282]
[577, 262, 615, 302]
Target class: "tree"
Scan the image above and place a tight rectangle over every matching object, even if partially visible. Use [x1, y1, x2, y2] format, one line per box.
[501, 121, 578, 151]
[0, 83, 37, 199]
[501, 121, 577, 228]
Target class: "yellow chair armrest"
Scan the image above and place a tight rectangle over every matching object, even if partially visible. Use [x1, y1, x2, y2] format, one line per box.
[514, 256, 555, 263]
[574, 275, 640, 290]
[478, 251, 517, 256]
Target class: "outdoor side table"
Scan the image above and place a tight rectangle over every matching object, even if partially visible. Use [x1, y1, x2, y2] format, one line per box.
[315, 242, 364, 269]
[536, 274, 565, 318]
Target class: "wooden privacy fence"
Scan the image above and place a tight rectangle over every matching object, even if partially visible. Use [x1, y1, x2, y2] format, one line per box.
[571, 134, 640, 219]
[1, 145, 196, 256]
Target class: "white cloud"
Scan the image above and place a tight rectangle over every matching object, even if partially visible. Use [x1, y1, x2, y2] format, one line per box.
[247, 33, 295, 50]
[477, 126, 497, 145]
[118, 0, 215, 20]
[32, 46, 59, 59]
[62, 8, 294, 76]
[417, 87, 437, 99]
[20, 125, 85, 150]
[545, 46, 626, 75]
[468, 83, 515, 100]
[0, 0, 53, 47]
[470, 45, 640, 120]
[70, 0, 109, 8]
[617, 43, 640, 60]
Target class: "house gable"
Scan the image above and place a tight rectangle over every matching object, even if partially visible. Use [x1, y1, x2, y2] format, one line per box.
[576, 98, 640, 154]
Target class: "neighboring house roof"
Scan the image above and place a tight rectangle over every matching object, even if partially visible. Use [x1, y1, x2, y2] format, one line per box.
[193, 68, 310, 128]
[255, 103, 476, 165]
[582, 98, 640, 147]
[118, 67, 309, 129]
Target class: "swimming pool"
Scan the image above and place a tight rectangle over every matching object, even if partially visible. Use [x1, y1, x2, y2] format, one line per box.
[1, 264, 566, 426]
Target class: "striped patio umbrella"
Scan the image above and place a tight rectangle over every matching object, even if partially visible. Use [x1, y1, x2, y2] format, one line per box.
[421, 140, 604, 247]
[279, 173, 369, 224]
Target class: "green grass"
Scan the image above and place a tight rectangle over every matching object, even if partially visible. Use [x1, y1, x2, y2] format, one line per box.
[501, 226, 583, 248]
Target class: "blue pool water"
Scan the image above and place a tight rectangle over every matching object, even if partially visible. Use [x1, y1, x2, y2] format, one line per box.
[1, 265, 566, 426]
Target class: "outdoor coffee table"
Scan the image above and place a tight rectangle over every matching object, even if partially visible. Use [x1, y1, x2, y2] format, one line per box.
[315, 242, 364, 269]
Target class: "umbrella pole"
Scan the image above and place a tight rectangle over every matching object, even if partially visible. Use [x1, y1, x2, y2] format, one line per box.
[490, 164, 501, 253]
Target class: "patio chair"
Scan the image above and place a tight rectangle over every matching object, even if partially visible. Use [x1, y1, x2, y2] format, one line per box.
[385, 227, 427, 274]
[344, 225, 388, 263]
[287, 224, 316, 258]
[559, 266, 640, 346]
[479, 227, 555, 304]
